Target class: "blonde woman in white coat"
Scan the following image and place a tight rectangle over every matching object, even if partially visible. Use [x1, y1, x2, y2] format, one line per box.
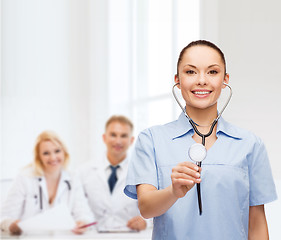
[0, 131, 94, 235]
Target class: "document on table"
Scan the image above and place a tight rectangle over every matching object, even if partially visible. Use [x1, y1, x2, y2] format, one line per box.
[18, 204, 76, 233]
[97, 225, 136, 233]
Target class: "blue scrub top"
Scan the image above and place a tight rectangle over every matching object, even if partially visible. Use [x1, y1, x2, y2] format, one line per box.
[124, 113, 277, 240]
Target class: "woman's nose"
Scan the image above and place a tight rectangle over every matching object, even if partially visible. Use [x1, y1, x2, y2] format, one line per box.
[50, 152, 57, 160]
[197, 74, 207, 85]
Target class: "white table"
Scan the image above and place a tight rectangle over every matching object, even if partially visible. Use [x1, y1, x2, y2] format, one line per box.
[0, 228, 153, 240]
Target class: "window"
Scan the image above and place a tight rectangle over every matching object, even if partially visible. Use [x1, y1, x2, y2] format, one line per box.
[0, 0, 199, 178]
[108, 0, 200, 135]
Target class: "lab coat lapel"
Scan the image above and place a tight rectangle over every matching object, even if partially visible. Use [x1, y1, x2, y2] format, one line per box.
[54, 171, 70, 204]
[96, 162, 111, 194]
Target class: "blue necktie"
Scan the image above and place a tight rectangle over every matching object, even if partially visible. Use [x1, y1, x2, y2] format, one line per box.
[108, 165, 119, 193]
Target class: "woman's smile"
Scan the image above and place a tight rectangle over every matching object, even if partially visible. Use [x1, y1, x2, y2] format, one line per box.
[192, 89, 212, 98]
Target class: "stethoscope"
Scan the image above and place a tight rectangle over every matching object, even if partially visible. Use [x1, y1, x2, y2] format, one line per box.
[172, 82, 232, 215]
[36, 178, 71, 210]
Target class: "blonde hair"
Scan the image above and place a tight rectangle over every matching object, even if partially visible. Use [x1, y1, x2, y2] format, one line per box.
[105, 115, 134, 132]
[33, 131, 70, 176]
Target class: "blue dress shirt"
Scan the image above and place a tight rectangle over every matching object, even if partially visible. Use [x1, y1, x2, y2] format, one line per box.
[124, 112, 277, 240]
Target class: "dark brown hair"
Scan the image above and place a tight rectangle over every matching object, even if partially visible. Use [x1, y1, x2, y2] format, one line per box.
[176, 40, 226, 76]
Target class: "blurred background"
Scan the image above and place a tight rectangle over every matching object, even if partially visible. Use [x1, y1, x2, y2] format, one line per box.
[1, 0, 280, 238]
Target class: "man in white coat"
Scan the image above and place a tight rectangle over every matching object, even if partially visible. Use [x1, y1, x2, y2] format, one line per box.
[79, 115, 147, 232]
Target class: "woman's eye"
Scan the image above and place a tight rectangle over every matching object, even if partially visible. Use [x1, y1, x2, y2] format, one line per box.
[209, 70, 218, 74]
[186, 70, 196, 74]
[55, 149, 61, 154]
[43, 152, 49, 155]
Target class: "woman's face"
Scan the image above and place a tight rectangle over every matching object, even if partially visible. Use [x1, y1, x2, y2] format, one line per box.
[175, 45, 229, 111]
[39, 140, 65, 173]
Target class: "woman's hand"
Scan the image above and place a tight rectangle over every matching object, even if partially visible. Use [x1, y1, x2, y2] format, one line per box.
[72, 221, 87, 235]
[127, 216, 147, 231]
[9, 220, 22, 235]
[137, 161, 202, 219]
[171, 161, 201, 198]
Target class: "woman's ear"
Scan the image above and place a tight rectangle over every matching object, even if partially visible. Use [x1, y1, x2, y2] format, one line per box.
[222, 73, 229, 88]
[174, 74, 181, 89]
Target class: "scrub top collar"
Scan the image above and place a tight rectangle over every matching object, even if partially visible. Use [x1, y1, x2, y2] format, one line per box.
[172, 112, 242, 140]
[216, 116, 242, 139]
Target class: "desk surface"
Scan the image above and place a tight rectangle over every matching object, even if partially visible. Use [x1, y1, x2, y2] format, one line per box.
[0, 228, 153, 240]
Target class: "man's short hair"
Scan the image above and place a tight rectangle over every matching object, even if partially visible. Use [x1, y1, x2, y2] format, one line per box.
[105, 115, 134, 132]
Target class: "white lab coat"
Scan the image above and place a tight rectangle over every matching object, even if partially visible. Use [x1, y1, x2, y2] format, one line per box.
[0, 166, 94, 232]
[79, 155, 143, 230]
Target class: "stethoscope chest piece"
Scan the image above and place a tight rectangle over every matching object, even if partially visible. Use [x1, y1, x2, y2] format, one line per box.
[188, 143, 207, 163]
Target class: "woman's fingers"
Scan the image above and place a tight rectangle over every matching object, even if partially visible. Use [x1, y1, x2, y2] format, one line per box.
[9, 220, 22, 235]
[172, 172, 201, 184]
[72, 221, 87, 234]
[172, 162, 201, 182]
[171, 161, 202, 198]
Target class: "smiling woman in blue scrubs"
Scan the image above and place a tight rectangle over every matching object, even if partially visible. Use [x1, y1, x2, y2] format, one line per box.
[124, 40, 277, 240]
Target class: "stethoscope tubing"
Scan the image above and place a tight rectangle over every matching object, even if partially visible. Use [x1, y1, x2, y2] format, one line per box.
[189, 119, 218, 146]
[190, 119, 218, 215]
[39, 185, 43, 210]
[172, 82, 232, 123]
[172, 82, 232, 215]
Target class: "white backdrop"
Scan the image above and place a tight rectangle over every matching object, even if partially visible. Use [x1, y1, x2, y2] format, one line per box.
[0, 0, 110, 177]
[0, 0, 199, 177]
[201, 0, 281, 180]
[200, 0, 281, 238]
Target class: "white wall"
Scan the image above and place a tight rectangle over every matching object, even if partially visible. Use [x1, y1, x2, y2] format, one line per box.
[201, 0, 281, 180]
[200, 0, 281, 238]
[1, 0, 72, 177]
[1, 0, 200, 179]
[0, 0, 109, 177]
